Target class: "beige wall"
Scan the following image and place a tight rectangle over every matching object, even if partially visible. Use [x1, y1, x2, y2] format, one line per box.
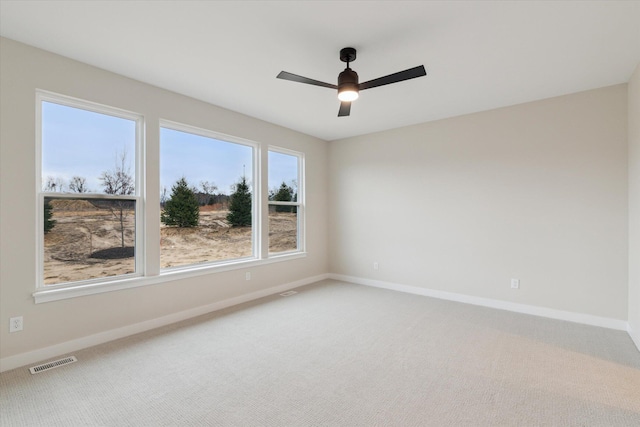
[1, 36, 636, 367]
[329, 85, 629, 320]
[0, 38, 329, 363]
[629, 63, 640, 348]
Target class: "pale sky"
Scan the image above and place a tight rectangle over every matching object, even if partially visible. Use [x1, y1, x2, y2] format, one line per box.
[42, 101, 297, 197]
[160, 127, 253, 194]
[42, 101, 135, 192]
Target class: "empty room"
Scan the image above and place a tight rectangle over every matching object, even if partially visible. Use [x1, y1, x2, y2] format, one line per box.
[1, 1, 639, 425]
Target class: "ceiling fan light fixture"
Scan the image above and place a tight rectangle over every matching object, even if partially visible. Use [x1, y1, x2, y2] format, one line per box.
[276, 46, 426, 116]
[338, 87, 359, 102]
[338, 67, 359, 102]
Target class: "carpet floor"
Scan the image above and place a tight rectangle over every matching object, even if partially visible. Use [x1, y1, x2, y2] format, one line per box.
[1, 279, 639, 426]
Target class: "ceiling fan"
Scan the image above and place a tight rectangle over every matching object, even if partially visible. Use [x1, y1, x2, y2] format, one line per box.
[277, 47, 426, 117]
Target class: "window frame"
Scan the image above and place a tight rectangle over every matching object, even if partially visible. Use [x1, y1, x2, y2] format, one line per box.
[35, 90, 145, 290]
[32, 92, 307, 304]
[158, 119, 261, 271]
[267, 146, 305, 256]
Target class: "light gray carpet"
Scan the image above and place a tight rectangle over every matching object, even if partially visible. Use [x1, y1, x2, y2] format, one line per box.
[1, 279, 639, 426]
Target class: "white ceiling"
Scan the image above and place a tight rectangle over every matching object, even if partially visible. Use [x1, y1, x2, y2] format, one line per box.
[1, 1, 639, 141]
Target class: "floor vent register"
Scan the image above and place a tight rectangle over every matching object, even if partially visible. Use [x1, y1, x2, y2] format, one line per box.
[29, 356, 78, 374]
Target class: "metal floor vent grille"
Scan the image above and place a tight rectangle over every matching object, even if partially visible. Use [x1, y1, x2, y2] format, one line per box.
[280, 290, 298, 297]
[29, 356, 77, 374]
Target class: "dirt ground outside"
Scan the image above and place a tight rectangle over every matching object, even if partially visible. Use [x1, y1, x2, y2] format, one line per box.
[43, 200, 297, 285]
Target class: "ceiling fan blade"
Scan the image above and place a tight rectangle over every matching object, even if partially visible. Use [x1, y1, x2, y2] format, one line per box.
[358, 65, 426, 91]
[277, 71, 337, 90]
[338, 101, 351, 117]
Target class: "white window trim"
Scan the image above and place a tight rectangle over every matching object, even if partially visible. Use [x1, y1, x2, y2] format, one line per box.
[158, 119, 262, 270]
[33, 252, 307, 304]
[35, 90, 145, 290]
[268, 146, 305, 255]
[32, 93, 307, 304]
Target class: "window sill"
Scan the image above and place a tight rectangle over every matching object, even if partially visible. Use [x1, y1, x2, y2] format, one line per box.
[33, 252, 307, 304]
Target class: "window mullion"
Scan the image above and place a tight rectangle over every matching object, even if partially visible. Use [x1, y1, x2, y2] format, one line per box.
[259, 144, 269, 259]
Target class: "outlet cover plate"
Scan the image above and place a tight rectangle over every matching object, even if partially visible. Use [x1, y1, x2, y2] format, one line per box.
[9, 316, 23, 333]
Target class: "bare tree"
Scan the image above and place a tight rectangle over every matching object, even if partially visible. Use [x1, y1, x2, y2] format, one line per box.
[68, 176, 89, 193]
[160, 186, 168, 207]
[200, 180, 218, 205]
[44, 176, 66, 192]
[100, 151, 134, 196]
[44, 177, 55, 192]
[100, 150, 134, 248]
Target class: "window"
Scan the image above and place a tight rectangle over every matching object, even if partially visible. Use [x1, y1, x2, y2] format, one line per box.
[35, 92, 305, 300]
[268, 148, 303, 254]
[38, 93, 143, 286]
[160, 123, 256, 269]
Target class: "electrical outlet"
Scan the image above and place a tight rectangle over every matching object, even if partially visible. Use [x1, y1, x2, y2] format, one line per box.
[9, 316, 23, 333]
[245, 272, 251, 281]
[373, 262, 379, 270]
[511, 278, 520, 289]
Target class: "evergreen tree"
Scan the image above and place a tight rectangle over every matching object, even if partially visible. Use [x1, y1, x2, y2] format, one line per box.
[227, 176, 252, 227]
[161, 177, 200, 227]
[272, 181, 294, 212]
[44, 199, 56, 233]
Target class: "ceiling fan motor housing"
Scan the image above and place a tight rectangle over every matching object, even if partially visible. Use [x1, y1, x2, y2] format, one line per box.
[338, 67, 359, 90]
[338, 68, 359, 103]
[338, 47, 359, 101]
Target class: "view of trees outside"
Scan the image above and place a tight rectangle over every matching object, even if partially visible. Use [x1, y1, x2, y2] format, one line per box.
[41, 101, 138, 285]
[100, 150, 135, 252]
[40, 100, 302, 286]
[268, 151, 299, 253]
[161, 177, 200, 228]
[159, 127, 256, 269]
[43, 200, 55, 234]
[226, 176, 252, 227]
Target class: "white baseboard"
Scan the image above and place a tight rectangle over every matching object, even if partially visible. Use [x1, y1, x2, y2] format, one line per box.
[628, 324, 640, 353]
[3, 273, 632, 373]
[329, 274, 629, 331]
[0, 274, 329, 373]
